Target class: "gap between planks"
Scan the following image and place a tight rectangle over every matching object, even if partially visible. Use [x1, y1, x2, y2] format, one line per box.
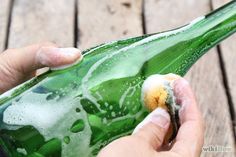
[141, 0, 147, 34]
[74, 0, 78, 48]
[3, 0, 14, 50]
[216, 45, 236, 138]
[210, 0, 236, 142]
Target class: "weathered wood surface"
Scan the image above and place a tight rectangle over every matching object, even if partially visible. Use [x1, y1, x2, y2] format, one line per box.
[212, 0, 236, 132]
[7, 0, 75, 48]
[144, 0, 235, 156]
[78, 0, 143, 50]
[0, 0, 235, 156]
[6, 0, 76, 76]
[0, 0, 11, 52]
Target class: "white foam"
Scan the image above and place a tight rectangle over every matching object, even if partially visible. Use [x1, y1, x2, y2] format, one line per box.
[3, 92, 93, 156]
[119, 81, 142, 108]
[3, 93, 73, 134]
[16, 148, 27, 155]
[141, 73, 179, 106]
[142, 74, 167, 93]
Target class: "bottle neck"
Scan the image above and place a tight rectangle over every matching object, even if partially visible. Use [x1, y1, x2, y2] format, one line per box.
[172, 1, 236, 76]
[194, 1, 236, 49]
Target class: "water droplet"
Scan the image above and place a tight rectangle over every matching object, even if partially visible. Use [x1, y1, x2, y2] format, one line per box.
[17, 148, 27, 155]
[105, 102, 109, 107]
[32, 86, 49, 94]
[63, 136, 70, 144]
[103, 118, 107, 124]
[111, 112, 116, 117]
[75, 108, 80, 112]
[70, 119, 85, 133]
[109, 105, 113, 110]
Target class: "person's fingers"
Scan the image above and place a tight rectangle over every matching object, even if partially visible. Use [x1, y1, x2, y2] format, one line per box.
[170, 78, 204, 157]
[0, 43, 82, 93]
[1, 43, 82, 74]
[132, 108, 171, 150]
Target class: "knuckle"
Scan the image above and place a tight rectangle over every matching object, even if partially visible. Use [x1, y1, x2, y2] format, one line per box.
[151, 125, 164, 144]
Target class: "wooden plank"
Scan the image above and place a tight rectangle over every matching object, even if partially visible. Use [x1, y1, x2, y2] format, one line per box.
[0, 0, 11, 52]
[8, 0, 75, 48]
[212, 0, 236, 134]
[78, 0, 143, 50]
[144, 0, 235, 156]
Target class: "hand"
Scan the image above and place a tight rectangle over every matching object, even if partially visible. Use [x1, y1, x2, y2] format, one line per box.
[98, 78, 204, 157]
[0, 43, 81, 93]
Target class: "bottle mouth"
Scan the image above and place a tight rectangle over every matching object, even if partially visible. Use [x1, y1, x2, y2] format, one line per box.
[141, 73, 181, 143]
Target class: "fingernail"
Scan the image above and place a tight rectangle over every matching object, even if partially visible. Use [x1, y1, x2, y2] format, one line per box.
[173, 78, 193, 106]
[149, 108, 170, 129]
[57, 47, 81, 57]
[132, 108, 170, 134]
[46, 47, 83, 70]
[174, 78, 189, 93]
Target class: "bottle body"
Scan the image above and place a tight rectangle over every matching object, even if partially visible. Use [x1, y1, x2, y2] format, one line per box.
[0, 1, 236, 156]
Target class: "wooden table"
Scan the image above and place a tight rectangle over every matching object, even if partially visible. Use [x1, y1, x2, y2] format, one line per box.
[0, 0, 235, 156]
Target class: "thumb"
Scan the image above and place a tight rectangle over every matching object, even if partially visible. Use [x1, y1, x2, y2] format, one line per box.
[132, 108, 170, 149]
[0, 44, 82, 93]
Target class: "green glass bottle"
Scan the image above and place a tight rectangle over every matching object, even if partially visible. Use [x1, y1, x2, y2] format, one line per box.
[0, 1, 236, 157]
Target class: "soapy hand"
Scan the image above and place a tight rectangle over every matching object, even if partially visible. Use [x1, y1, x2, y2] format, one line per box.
[0, 43, 81, 93]
[98, 78, 204, 157]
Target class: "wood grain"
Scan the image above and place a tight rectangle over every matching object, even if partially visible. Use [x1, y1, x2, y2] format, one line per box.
[212, 0, 236, 135]
[0, 0, 11, 52]
[7, 0, 75, 48]
[78, 0, 143, 50]
[144, 0, 235, 156]
[0, 0, 234, 155]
